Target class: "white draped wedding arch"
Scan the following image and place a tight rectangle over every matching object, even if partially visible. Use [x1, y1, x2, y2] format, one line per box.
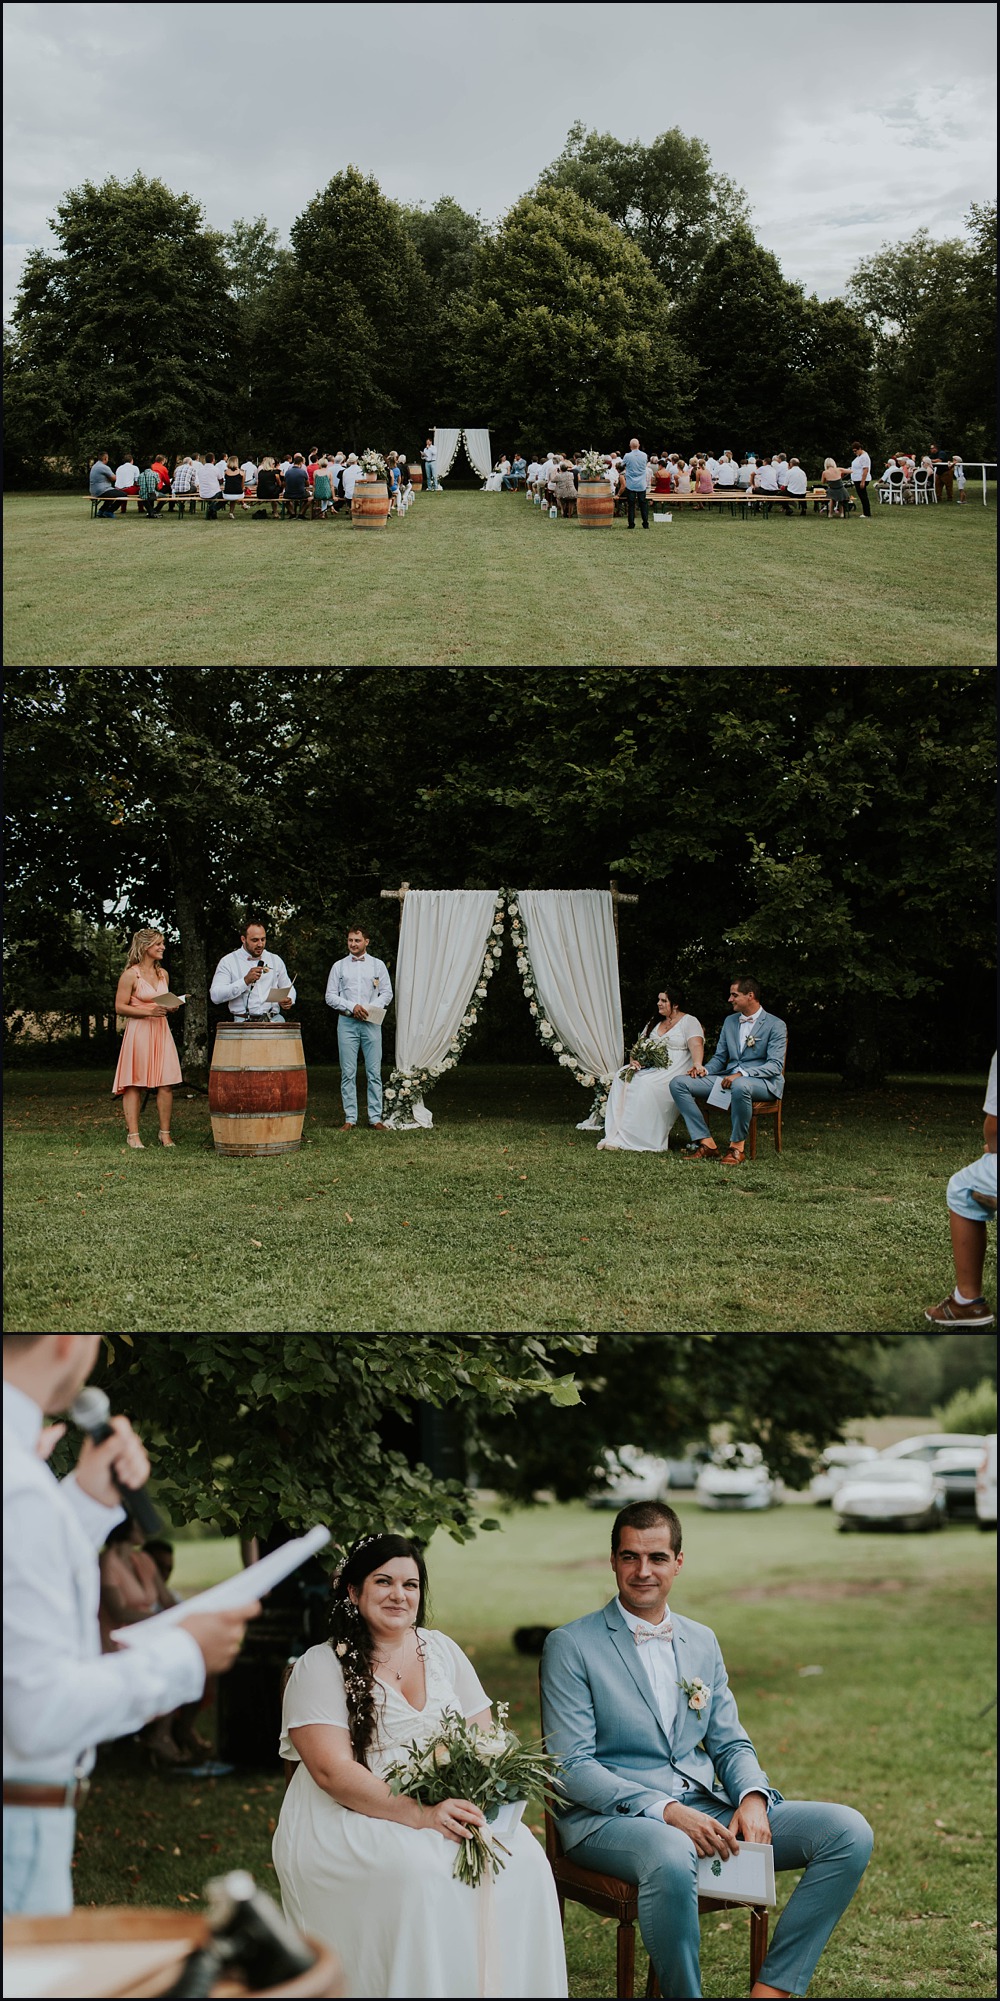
[381, 889, 624, 1131]
[433, 429, 493, 482]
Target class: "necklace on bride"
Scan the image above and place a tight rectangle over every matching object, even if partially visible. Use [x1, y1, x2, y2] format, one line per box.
[374, 1631, 411, 1681]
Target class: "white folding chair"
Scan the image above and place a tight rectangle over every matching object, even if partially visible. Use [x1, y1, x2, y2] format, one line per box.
[912, 469, 932, 505]
[878, 470, 905, 505]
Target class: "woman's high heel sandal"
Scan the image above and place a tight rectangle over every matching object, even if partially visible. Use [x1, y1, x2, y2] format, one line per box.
[158, 1131, 176, 1147]
[126, 1133, 144, 1148]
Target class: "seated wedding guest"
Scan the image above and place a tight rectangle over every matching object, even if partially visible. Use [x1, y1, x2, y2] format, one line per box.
[98, 1519, 201, 1768]
[540, 1500, 872, 2001]
[282, 454, 310, 518]
[150, 453, 172, 511]
[210, 914, 296, 1022]
[675, 460, 692, 495]
[821, 456, 852, 518]
[598, 986, 704, 1153]
[136, 461, 163, 521]
[115, 452, 141, 512]
[554, 461, 578, 517]
[653, 459, 673, 496]
[694, 458, 714, 503]
[341, 454, 360, 504]
[241, 455, 258, 494]
[256, 456, 282, 517]
[755, 458, 780, 496]
[716, 450, 739, 488]
[112, 927, 183, 1148]
[196, 451, 224, 520]
[924, 1051, 996, 1325]
[223, 456, 247, 518]
[503, 453, 527, 491]
[272, 1532, 567, 1998]
[170, 455, 199, 514]
[737, 457, 754, 489]
[705, 451, 720, 481]
[89, 451, 121, 519]
[670, 975, 786, 1165]
[325, 924, 393, 1129]
[784, 458, 809, 513]
[313, 457, 334, 518]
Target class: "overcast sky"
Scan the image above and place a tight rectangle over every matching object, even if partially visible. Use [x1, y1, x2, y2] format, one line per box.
[3, 1, 996, 323]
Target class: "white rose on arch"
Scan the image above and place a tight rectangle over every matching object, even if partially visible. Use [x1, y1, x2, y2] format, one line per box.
[582, 1075, 595, 1087]
[539, 1022, 554, 1039]
[476, 984, 487, 996]
[508, 903, 519, 916]
[529, 1003, 538, 1016]
[492, 922, 504, 935]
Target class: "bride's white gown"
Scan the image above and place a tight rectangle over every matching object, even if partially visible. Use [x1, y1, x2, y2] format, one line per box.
[272, 1633, 567, 1999]
[598, 1014, 704, 1152]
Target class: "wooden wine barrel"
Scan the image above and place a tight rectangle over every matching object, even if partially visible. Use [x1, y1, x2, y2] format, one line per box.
[351, 472, 390, 528]
[2, 1909, 345, 1997]
[408, 462, 423, 489]
[577, 477, 614, 527]
[209, 1021, 307, 1155]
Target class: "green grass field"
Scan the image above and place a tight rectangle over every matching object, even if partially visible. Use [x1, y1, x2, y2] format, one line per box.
[2, 1064, 989, 1332]
[3, 489, 995, 665]
[71, 1505, 997, 1998]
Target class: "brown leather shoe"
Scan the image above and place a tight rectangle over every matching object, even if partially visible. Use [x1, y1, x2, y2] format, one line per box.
[719, 1146, 747, 1165]
[372, 1122, 388, 1129]
[681, 1141, 720, 1162]
[340, 1122, 355, 1131]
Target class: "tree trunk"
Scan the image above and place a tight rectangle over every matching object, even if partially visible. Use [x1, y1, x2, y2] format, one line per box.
[171, 860, 210, 1086]
[842, 992, 884, 1089]
[79, 1010, 90, 1047]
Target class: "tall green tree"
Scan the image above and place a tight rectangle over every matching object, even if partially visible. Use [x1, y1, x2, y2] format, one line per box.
[682, 227, 873, 465]
[453, 187, 691, 445]
[220, 216, 287, 449]
[538, 121, 751, 297]
[254, 168, 431, 447]
[51, 1335, 588, 1545]
[4, 174, 235, 470]
[846, 206, 997, 458]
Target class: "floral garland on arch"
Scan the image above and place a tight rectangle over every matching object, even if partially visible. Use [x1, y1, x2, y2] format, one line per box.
[506, 893, 611, 1125]
[382, 892, 505, 1126]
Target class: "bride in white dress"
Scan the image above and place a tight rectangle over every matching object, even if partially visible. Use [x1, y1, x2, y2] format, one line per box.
[598, 985, 704, 1152]
[272, 1533, 567, 1999]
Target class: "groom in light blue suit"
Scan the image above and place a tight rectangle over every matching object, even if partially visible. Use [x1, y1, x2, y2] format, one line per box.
[541, 1503, 872, 1999]
[669, 975, 786, 1163]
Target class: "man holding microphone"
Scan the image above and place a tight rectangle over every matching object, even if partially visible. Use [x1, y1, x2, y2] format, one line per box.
[210, 914, 296, 1022]
[3, 1335, 261, 1916]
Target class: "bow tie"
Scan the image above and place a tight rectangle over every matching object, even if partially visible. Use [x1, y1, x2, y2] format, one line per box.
[633, 1617, 673, 1646]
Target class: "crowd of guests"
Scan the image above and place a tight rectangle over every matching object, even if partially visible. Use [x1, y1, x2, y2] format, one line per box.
[88, 449, 416, 521]
[489, 440, 967, 520]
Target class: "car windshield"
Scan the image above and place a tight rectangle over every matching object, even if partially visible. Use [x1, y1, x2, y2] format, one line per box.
[857, 1463, 931, 1485]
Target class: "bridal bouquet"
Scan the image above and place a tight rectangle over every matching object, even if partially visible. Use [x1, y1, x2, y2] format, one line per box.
[619, 1037, 675, 1084]
[385, 1702, 562, 1887]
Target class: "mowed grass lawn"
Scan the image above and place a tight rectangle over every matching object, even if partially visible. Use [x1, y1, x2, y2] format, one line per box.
[2, 1063, 988, 1332]
[3, 488, 995, 665]
[72, 1506, 997, 1999]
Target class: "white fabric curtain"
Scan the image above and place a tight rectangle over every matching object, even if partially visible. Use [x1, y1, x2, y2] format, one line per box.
[384, 889, 500, 1128]
[516, 891, 624, 1128]
[463, 429, 493, 480]
[433, 428, 462, 482]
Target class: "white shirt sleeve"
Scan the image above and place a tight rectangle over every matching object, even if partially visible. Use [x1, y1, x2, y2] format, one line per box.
[984, 1053, 998, 1117]
[373, 959, 393, 1009]
[325, 960, 349, 1012]
[210, 952, 244, 1005]
[428, 1631, 491, 1716]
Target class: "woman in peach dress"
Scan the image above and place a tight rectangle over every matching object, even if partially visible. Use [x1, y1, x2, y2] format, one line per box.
[112, 927, 183, 1148]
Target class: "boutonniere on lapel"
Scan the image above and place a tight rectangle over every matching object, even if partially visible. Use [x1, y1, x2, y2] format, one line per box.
[679, 1675, 710, 1713]
[744, 1035, 757, 1051]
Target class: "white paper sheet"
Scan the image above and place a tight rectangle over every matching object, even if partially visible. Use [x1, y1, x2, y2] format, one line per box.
[111, 1525, 331, 1647]
[364, 1004, 386, 1025]
[706, 1078, 731, 1110]
[488, 1798, 527, 1841]
[697, 1838, 776, 1905]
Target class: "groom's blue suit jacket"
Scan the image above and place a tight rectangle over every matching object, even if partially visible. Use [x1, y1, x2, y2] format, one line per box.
[540, 1599, 780, 1852]
[704, 1010, 786, 1098]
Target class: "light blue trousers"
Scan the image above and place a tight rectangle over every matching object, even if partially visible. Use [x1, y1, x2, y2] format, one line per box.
[566, 1790, 873, 1998]
[2, 1806, 76, 1914]
[669, 1072, 775, 1144]
[337, 1015, 383, 1124]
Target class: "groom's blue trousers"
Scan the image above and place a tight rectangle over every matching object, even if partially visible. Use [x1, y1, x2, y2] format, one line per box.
[669, 1072, 775, 1144]
[564, 1788, 872, 1998]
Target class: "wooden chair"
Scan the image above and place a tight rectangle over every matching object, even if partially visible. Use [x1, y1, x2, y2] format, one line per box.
[539, 1677, 768, 1998]
[747, 1043, 787, 1160]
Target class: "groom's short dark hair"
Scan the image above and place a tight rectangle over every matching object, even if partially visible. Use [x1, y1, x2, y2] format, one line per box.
[733, 974, 760, 998]
[611, 1501, 682, 1557]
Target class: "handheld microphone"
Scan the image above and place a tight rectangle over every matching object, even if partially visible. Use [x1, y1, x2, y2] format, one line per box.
[69, 1386, 164, 1536]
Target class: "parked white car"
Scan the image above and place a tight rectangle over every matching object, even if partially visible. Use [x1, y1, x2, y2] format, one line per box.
[695, 1444, 777, 1511]
[975, 1435, 997, 1529]
[927, 1446, 985, 1518]
[833, 1459, 946, 1532]
[586, 1446, 672, 1510]
[810, 1444, 878, 1505]
[878, 1432, 985, 1464]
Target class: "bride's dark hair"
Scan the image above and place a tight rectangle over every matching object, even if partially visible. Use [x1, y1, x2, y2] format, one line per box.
[641, 983, 682, 1039]
[328, 1533, 429, 1767]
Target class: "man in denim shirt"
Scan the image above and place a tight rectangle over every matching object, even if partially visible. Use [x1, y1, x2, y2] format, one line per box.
[622, 438, 650, 530]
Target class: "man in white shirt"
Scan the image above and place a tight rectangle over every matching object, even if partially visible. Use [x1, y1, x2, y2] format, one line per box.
[214, 454, 228, 485]
[705, 454, 720, 482]
[756, 460, 780, 493]
[850, 441, 872, 519]
[240, 457, 258, 491]
[341, 454, 360, 502]
[114, 455, 140, 512]
[716, 452, 738, 489]
[3, 1335, 259, 1915]
[421, 436, 438, 490]
[196, 453, 223, 519]
[784, 459, 809, 514]
[925, 1052, 997, 1326]
[325, 925, 393, 1129]
[541, 1502, 872, 2001]
[209, 915, 296, 1022]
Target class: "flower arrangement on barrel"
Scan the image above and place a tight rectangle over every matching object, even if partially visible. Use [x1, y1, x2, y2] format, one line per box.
[385, 1702, 563, 1887]
[576, 449, 614, 528]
